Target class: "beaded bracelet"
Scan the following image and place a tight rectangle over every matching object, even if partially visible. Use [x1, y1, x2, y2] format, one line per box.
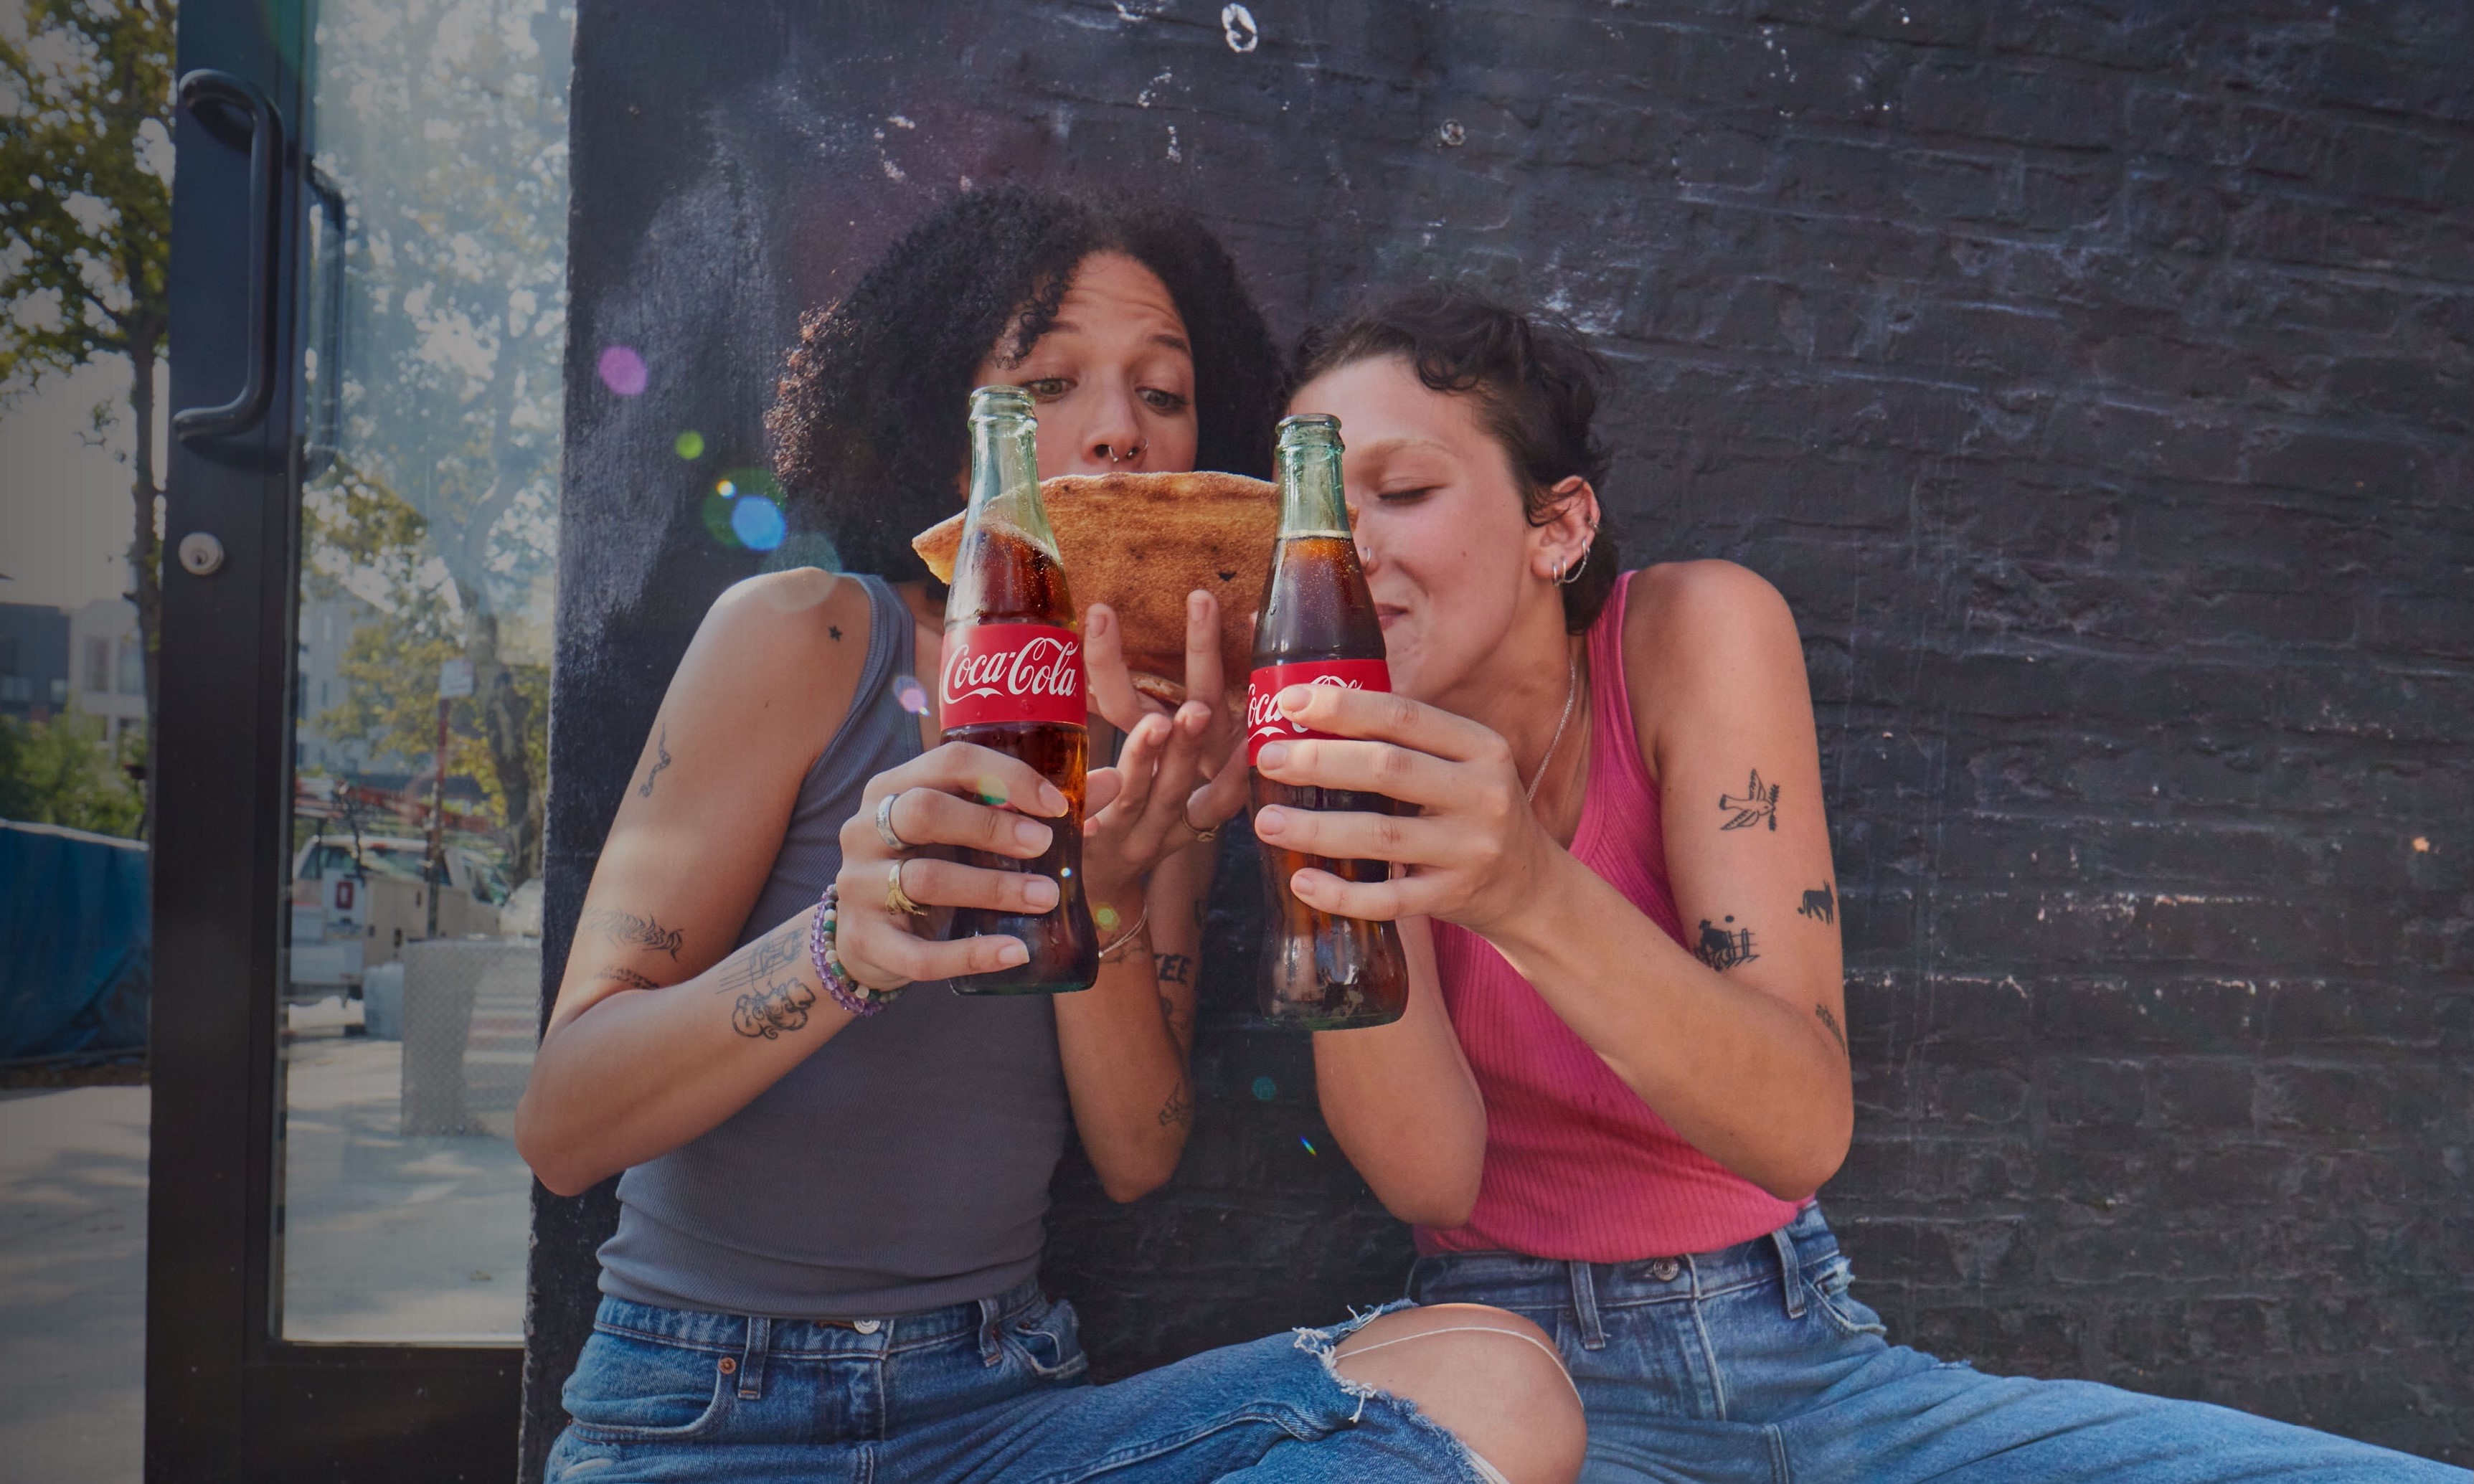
[809, 884, 901, 1017]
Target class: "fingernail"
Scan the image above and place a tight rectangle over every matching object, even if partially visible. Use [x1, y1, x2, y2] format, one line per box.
[1025, 876, 1059, 909]
[1278, 684, 1310, 713]
[1255, 805, 1285, 836]
[998, 940, 1029, 967]
[1257, 742, 1289, 770]
[1012, 818, 1051, 850]
[1039, 782, 1068, 815]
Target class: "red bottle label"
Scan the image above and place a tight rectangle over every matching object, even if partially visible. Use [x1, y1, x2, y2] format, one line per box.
[940, 623, 1087, 730]
[1246, 658, 1393, 765]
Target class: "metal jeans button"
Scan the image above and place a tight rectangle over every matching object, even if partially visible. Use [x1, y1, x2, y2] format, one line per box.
[851, 1318, 882, 1334]
[1649, 1258, 1682, 1282]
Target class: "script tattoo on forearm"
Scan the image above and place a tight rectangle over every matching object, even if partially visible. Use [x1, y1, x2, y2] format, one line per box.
[1694, 914, 1759, 972]
[1815, 1003, 1848, 1059]
[722, 922, 815, 1040]
[637, 725, 673, 798]
[1158, 1077, 1195, 1130]
[1718, 767, 1780, 832]
[585, 907, 684, 960]
[1155, 953, 1193, 986]
[594, 965, 661, 991]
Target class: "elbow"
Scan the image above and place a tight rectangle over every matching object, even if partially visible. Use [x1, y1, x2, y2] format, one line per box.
[1756, 1105, 1854, 1204]
[1377, 1167, 1483, 1230]
[1096, 1143, 1183, 1204]
[514, 1092, 603, 1199]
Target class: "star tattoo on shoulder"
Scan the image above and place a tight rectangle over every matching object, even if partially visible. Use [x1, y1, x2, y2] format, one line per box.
[1719, 768, 1780, 832]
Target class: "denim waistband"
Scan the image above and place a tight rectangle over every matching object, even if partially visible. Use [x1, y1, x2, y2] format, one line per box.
[590, 1275, 1046, 1366]
[1407, 1203, 1843, 1342]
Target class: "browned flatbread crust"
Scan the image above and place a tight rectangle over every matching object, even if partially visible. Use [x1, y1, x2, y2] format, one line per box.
[913, 471, 1277, 704]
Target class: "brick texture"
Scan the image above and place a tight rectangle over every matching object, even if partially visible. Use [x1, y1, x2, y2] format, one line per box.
[532, 2, 2474, 1474]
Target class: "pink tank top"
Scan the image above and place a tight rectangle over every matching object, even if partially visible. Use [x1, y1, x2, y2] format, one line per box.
[1418, 570, 1804, 1261]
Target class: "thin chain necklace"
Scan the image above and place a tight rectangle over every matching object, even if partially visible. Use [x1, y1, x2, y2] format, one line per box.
[1524, 651, 1582, 805]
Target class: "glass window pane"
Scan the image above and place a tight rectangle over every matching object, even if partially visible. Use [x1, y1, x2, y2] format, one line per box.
[278, 0, 572, 1345]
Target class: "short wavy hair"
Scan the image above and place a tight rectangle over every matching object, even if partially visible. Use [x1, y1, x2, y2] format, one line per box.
[767, 186, 1285, 580]
[1294, 288, 1619, 633]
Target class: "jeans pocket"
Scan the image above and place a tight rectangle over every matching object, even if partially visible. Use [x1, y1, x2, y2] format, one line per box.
[1807, 1256, 1889, 1340]
[561, 1327, 735, 1442]
[1003, 1295, 1090, 1383]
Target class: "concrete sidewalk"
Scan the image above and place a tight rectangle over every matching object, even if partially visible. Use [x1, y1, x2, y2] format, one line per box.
[0, 1084, 148, 1484]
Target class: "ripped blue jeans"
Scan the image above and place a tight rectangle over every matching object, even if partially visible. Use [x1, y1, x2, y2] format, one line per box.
[1410, 1201, 2467, 1483]
[545, 1279, 1491, 1483]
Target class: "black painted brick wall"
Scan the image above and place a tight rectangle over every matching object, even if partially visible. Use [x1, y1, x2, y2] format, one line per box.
[527, 2, 2474, 1473]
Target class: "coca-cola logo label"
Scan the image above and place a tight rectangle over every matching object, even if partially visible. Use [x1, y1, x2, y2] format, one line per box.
[940, 623, 1087, 730]
[1246, 658, 1392, 765]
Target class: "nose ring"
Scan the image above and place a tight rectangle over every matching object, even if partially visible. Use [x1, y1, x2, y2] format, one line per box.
[1104, 438, 1148, 465]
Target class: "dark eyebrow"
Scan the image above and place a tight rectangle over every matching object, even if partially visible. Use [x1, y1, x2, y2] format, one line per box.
[1152, 332, 1191, 354]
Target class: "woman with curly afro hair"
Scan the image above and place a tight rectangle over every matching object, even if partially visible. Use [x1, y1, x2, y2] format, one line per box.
[519, 188, 1586, 1484]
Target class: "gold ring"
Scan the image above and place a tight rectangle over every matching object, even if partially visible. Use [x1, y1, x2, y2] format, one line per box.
[886, 857, 927, 917]
[1183, 799, 1220, 845]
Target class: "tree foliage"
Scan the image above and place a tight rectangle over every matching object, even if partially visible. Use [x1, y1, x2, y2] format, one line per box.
[0, 0, 176, 833]
[0, 709, 146, 838]
[301, 0, 569, 882]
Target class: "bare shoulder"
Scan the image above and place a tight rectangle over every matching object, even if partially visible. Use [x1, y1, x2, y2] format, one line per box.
[666, 569, 878, 761]
[1620, 561, 1811, 762]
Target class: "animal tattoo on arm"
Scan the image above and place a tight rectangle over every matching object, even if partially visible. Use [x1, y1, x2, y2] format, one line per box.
[1718, 768, 1780, 832]
[722, 922, 816, 1040]
[1694, 914, 1759, 972]
[1798, 882, 1836, 925]
[585, 907, 684, 960]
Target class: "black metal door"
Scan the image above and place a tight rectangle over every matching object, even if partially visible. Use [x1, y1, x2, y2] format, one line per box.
[148, 1, 551, 1477]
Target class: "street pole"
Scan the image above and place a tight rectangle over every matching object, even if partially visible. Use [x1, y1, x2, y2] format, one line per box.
[430, 658, 475, 937]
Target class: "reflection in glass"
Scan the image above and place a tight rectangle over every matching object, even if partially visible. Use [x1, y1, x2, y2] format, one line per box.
[279, 0, 572, 1343]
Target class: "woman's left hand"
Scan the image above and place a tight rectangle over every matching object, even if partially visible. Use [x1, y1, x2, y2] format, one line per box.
[1247, 683, 1553, 938]
[1079, 591, 1247, 908]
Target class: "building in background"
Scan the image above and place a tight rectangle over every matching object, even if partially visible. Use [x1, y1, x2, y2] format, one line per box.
[69, 597, 146, 744]
[295, 592, 388, 773]
[0, 602, 71, 722]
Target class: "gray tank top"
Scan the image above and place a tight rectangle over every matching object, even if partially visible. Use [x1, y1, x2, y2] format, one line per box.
[598, 574, 1070, 1318]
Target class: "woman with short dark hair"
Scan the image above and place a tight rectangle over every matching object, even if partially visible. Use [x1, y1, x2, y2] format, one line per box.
[1280, 286, 2466, 1483]
[517, 194, 1584, 1483]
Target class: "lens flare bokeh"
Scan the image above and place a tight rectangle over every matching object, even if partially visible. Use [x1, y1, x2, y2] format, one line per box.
[1251, 1075, 1277, 1101]
[597, 345, 648, 396]
[892, 676, 930, 716]
[674, 430, 705, 459]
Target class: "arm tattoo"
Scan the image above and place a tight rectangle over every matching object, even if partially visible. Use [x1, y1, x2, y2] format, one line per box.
[1815, 1003, 1848, 1058]
[585, 907, 684, 960]
[1158, 1077, 1195, 1130]
[1694, 915, 1759, 972]
[594, 965, 662, 991]
[1191, 899, 1207, 931]
[1155, 953, 1194, 986]
[722, 923, 816, 1040]
[637, 725, 672, 798]
[1718, 767, 1780, 831]
[1158, 994, 1194, 1051]
[1798, 882, 1836, 924]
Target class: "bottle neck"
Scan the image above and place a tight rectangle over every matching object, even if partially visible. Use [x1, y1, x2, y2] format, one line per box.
[967, 410, 1040, 515]
[1275, 433, 1349, 539]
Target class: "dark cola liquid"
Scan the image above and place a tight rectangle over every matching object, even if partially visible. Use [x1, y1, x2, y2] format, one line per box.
[1252, 534, 1410, 1029]
[945, 528, 1099, 995]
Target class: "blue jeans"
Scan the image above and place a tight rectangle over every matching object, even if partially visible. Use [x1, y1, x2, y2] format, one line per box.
[1410, 1203, 2465, 1483]
[545, 1280, 1491, 1482]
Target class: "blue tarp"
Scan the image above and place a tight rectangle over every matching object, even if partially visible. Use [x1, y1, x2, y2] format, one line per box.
[1, 818, 150, 1059]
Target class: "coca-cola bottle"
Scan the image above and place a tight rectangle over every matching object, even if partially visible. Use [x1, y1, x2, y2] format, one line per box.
[940, 385, 1099, 995]
[1247, 414, 1410, 1029]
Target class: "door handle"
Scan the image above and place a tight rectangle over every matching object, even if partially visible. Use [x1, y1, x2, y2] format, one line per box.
[302, 166, 346, 478]
[171, 70, 284, 445]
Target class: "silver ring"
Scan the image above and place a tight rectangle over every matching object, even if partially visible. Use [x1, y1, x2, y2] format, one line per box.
[886, 857, 927, 917]
[875, 792, 909, 852]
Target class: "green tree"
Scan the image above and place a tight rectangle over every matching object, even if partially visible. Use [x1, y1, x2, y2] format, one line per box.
[0, 709, 146, 837]
[0, 0, 175, 832]
[301, 0, 569, 880]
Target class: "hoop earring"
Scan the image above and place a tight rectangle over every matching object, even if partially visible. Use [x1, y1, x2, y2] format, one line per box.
[1558, 542, 1591, 585]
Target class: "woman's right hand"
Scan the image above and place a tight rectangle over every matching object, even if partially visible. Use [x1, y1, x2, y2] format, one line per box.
[832, 742, 1072, 989]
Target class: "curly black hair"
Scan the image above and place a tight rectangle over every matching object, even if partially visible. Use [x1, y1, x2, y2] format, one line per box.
[1294, 288, 1620, 633]
[767, 186, 1285, 580]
